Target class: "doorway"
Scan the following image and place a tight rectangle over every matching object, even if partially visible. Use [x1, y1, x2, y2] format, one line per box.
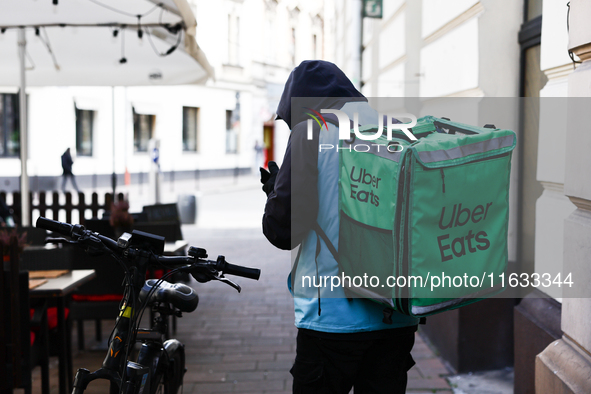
[263, 123, 274, 168]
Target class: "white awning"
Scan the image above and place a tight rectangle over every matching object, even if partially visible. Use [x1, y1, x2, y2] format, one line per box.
[0, 0, 214, 86]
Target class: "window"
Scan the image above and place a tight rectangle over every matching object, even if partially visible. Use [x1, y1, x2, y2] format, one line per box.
[226, 110, 237, 154]
[228, 14, 240, 65]
[290, 28, 296, 65]
[182, 106, 199, 152]
[265, 18, 276, 63]
[133, 108, 155, 152]
[75, 107, 95, 156]
[0, 94, 20, 157]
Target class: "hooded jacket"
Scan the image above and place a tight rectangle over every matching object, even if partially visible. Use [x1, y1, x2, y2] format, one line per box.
[263, 61, 365, 249]
[263, 61, 418, 333]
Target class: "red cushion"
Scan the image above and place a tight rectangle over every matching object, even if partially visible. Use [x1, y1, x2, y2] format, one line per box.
[30, 331, 36, 346]
[71, 294, 122, 302]
[29, 307, 70, 330]
[149, 269, 165, 279]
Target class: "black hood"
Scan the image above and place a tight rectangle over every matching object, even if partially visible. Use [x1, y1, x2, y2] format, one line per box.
[275, 60, 366, 129]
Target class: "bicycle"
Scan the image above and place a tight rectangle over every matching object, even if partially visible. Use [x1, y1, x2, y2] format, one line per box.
[36, 217, 261, 394]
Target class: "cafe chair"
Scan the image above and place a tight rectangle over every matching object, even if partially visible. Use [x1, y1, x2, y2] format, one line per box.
[66, 246, 123, 350]
[2, 268, 50, 394]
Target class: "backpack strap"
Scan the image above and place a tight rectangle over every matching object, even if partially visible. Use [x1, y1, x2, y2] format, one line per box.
[314, 233, 322, 315]
[313, 222, 339, 263]
[313, 222, 357, 302]
[289, 243, 303, 292]
[289, 224, 332, 315]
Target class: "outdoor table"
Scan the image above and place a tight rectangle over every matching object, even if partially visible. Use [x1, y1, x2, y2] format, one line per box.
[164, 240, 189, 256]
[29, 269, 96, 394]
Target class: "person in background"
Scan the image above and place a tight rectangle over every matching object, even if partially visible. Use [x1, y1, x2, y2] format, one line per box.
[61, 147, 80, 193]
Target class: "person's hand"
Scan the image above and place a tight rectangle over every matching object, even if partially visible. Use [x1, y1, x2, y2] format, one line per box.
[260, 161, 279, 196]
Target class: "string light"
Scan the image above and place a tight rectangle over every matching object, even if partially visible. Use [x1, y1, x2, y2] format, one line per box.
[137, 16, 144, 39]
[119, 27, 127, 64]
[145, 23, 182, 57]
[38, 27, 61, 70]
[87, 0, 162, 19]
[0, 2, 180, 65]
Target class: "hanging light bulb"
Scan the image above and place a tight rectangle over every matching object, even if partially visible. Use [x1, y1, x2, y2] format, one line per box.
[137, 16, 143, 39]
[119, 27, 127, 64]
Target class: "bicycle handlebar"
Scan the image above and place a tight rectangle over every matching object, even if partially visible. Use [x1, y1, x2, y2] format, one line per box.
[219, 260, 260, 280]
[35, 217, 261, 282]
[37, 216, 122, 255]
[37, 216, 74, 236]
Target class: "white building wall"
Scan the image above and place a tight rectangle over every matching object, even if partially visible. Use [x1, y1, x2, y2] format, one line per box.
[534, 0, 576, 301]
[0, 0, 329, 189]
[536, 1, 591, 390]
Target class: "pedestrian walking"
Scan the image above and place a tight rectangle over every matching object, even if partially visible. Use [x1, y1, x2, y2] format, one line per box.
[61, 148, 80, 193]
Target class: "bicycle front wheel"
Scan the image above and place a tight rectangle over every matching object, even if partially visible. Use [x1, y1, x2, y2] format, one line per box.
[155, 340, 186, 394]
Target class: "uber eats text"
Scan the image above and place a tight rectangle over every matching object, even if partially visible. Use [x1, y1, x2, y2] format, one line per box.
[437, 202, 492, 262]
[349, 166, 381, 207]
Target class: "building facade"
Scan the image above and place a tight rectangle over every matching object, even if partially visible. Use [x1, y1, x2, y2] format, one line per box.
[0, 0, 327, 203]
[329, 0, 590, 392]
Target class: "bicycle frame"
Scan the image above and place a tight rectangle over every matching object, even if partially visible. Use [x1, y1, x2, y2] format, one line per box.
[35, 217, 260, 394]
[71, 248, 179, 394]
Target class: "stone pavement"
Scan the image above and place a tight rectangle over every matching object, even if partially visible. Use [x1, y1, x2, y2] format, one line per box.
[28, 175, 454, 393]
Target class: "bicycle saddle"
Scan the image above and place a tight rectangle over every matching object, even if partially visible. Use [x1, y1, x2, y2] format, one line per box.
[139, 279, 199, 312]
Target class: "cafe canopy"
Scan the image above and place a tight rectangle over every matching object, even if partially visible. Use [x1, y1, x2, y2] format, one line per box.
[0, 0, 214, 85]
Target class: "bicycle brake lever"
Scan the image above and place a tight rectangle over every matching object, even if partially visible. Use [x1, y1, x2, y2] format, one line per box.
[45, 236, 104, 256]
[214, 275, 242, 293]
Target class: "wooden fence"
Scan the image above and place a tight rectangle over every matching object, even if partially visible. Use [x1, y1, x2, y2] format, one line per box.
[1, 191, 124, 226]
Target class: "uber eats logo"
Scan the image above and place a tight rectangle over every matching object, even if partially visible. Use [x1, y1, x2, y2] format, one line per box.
[349, 166, 381, 207]
[437, 202, 492, 262]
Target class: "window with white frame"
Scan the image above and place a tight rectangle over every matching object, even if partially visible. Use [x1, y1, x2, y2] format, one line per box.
[228, 14, 240, 65]
[0, 94, 20, 157]
[226, 110, 237, 154]
[75, 106, 95, 156]
[290, 27, 296, 65]
[182, 106, 199, 152]
[133, 108, 155, 152]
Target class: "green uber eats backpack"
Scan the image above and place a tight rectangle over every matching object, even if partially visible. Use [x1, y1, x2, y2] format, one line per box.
[319, 115, 516, 319]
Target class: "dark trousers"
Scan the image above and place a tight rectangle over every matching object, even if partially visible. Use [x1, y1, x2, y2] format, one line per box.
[61, 173, 80, 192]
[291, 327, 416, 394]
